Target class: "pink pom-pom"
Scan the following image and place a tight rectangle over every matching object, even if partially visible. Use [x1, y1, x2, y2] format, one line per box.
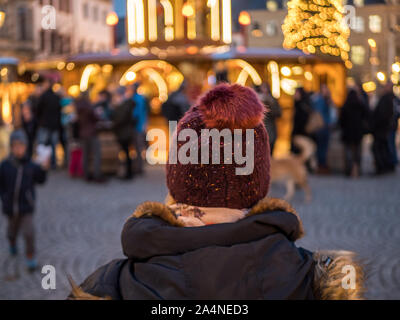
[197, 84, 266, 130]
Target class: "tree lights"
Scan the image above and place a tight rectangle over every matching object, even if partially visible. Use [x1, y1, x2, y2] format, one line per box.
[282, 0, 350, 62]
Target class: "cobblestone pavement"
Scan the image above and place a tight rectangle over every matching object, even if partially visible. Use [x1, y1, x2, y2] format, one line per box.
[0, 163, 399, 300]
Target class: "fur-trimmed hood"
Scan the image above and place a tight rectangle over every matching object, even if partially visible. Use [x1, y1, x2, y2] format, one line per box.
[69, 196, 364, 300]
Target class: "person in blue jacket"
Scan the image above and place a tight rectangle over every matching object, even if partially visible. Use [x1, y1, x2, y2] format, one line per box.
[131, 83, 148, 175]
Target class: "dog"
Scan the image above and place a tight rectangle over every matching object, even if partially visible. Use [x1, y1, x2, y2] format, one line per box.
[270, 135, 316, 203]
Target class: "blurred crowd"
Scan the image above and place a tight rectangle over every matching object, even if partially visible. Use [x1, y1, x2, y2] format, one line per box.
[19, 79, 150, 182]
[14, 76, 400, 182]
[254, 81, 399, 178]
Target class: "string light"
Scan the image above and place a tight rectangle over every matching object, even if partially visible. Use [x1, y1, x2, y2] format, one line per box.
[282, 0, 350, 62]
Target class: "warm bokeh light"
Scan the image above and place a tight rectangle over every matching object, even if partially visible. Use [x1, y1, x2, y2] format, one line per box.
[368, 38, 376, 48]
[392, 63, 400, 73]
[106, 12, 119, 26]
[376, 71, 386, 82]
[238, 11, 251, 26]
[362, 81, 377, 92]
[126, 71, 137, 82]
[0, 11, 5, 28]
[280, 66, 291, 77]
[182, 3, 194, 17]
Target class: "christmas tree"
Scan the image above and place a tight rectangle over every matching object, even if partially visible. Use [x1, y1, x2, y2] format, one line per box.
[282, 0, 350, 62]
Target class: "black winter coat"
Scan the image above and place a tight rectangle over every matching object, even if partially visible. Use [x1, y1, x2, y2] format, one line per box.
[339, 91, 370, 144]
[74, 200, 318, 300]
[36, 89, 62, 131]
[112, 99, 135, 142]
[0, 157, 47, 216]
[372, 92, 395, 138]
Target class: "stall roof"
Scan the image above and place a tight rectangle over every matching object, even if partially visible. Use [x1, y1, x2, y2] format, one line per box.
[66, 47, 335, 65]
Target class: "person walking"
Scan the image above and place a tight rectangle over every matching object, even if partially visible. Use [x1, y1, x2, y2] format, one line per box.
[75, 92, 104, 183]
[371, 82, 395, 175]
[339, 89, 370, 177]
[36, 79, 62, 169]
[69, 84, 364, 300]
[111, 87, 135, 180]
[0, 130, 48, 272]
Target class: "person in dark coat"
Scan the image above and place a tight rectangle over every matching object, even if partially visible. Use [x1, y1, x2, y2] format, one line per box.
[75, 92, 103, 182]
[111, 87, 135, 180]
[69, 84, 364, 300]
[291, 87, 312, 154]
[0, 130, 48, 272]
[371, 82, 395, 174]
[36, 79, 62, 169]
[161, 81, 190, 123]
[339, 89, 370, 177]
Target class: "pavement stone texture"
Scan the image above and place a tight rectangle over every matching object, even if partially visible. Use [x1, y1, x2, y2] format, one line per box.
[0, 163, 399, 300]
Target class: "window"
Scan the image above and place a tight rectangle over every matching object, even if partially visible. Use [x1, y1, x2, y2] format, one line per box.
[93, 6, 98, 22]
[351, 46, 365, 65]
[353, 16, 364, 33]
[266, 21, 277, 36]
[17, 7, 33, 41]
[83, 3, 89, 18]
[369, 15, 382, 33]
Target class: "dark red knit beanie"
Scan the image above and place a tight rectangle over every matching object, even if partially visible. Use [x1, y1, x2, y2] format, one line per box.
[166, 83, 270, 209]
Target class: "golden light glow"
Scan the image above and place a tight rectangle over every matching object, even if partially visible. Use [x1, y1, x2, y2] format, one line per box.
[392, 63, 400, 73]
[106, 12, 119, 26]
[230, 59, 262, 86]
[161, 0, 175, 41]
[126, 71, 137, 82]
[0, 11, 5, 28]
[2, 90, 11, 125]
[68, 85, 80, 98]
[238, 11, 251, 26]
[210, 0, 220, 41]
[182, 2, 194, 17]
[280, 66, 291, 77]
[127, 0, 145, 44]
[0, 68, 8, 78]
[281, 78, 297, 95]
[304, 71, 313, 81]
[148, 0, 158, 41]
[282, 0, 350, 62]
[66, 63, 75, 71]
[80, 64, 100, 92]
[368, 38, 376, 48]
[268, 61, 280, 99]
[186, 46, 199, 55]
[174, 0, 184, 39]
[222, 0, 232, 43]
[376, 71, 385, 82]
[143, 68, 169, 102]
[57, 62, 65, 70]
[187, 0, 196, 40]
[362, 81, 376, 92]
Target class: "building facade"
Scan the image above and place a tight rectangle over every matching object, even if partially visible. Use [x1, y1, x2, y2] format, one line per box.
[246, 1, 400, 89]
[0, 0, 113, 62]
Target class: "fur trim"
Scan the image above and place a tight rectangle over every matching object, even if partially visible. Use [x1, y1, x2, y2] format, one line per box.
[131, 201, 185, 227]
[131, 194, 303, 238]
[67, 274, 111, 300]
[197, 83, 266, 130]
[313, 250, 365, 300]
[247, 196, 305, 239]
